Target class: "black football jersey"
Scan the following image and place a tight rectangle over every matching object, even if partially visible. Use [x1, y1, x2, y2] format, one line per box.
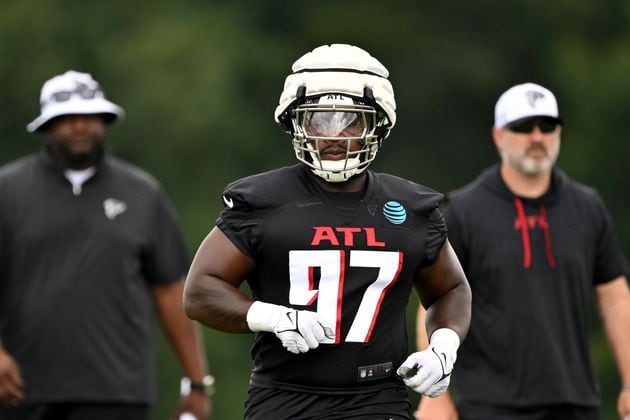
[217, 164, 446, 393]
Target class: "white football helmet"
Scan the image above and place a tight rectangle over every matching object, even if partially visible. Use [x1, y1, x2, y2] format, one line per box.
[275, 44, 396, 183]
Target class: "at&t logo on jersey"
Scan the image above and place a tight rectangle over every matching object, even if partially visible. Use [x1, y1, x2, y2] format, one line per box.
[383, 201, 407, 225]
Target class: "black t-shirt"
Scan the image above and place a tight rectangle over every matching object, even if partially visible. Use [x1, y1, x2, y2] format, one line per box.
[217, 164, 447, 393]
[446, 165, 628, 408]
[0, 149, 189, 403]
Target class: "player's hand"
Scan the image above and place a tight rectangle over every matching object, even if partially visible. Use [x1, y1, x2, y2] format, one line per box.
[246, 301, 334, 354]
[273, 308, 335, 354]
[397, 328, 459, 397]
[176, 392, 211, 420]
[0, 345, 24, 406]
[397, 348, 452, 396]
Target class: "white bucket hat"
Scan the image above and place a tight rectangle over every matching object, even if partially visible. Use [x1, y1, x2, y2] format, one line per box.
[27, 70, 125, 132]
[494, 82, 561, 128]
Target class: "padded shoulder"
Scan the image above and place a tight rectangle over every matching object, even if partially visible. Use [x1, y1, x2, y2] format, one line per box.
[222, 164, 311, 212]
[371, 171, 444, 214]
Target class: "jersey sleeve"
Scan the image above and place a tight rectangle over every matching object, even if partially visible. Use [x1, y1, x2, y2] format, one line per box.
[420, 206, 448, 267]
[216, 183, 263, 258]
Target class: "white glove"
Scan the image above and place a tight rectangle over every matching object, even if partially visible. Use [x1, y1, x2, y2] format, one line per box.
[246, 301, 334, 354]
[397, 328, 460, 397]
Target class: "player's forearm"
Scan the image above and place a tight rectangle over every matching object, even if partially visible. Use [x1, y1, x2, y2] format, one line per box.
[424, 281, 471, 342]
[415, 240, 472, 342]
[183, 274, 253, 333]
[174, 323, 208, 383]
[152, 281, 209, 381]
[416, 306, 429, 350]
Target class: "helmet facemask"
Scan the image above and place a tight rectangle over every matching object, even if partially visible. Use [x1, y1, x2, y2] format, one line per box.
[291, 95, 382, 182]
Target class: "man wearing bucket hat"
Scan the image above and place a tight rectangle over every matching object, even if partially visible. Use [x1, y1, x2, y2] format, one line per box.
[183, 44, 471, 419]
[0, 70, 212, 420]
[416, 83, 630, 420]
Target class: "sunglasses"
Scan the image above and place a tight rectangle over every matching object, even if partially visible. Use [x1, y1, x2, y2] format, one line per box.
[48, 84, 100, 103]
[507, 117, 560, 133]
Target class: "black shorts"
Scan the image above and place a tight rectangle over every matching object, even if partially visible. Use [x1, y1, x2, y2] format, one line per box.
[0, 402, 150, 420]
[456, 401, 600, 420]
[244, 384, 412, 420]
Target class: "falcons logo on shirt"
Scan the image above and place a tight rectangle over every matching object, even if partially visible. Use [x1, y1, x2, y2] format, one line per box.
[103, 198, 127, 220]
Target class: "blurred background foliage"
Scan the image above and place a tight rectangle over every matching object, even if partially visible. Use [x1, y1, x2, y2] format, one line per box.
[1, 1, 628, 418]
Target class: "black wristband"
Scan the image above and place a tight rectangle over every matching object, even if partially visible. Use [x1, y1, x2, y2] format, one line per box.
[190, 382, 207, 392]
[180, 375, 215, 396]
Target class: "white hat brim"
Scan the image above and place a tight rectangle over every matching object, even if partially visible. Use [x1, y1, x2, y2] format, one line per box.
[27, 97, 125, 132]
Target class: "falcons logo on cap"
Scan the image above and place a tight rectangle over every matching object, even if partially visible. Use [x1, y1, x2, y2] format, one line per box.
[525, 90, 545, 107]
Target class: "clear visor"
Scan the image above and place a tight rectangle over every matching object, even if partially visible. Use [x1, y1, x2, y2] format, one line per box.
[304, 111, 366, 137]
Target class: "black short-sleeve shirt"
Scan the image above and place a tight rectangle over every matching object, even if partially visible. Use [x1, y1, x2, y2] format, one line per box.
[446, 165, 627, 408]
[0, 149, 189, 403]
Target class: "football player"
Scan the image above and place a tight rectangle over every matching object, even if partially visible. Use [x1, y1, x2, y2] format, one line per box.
[184, 44, 471, 419]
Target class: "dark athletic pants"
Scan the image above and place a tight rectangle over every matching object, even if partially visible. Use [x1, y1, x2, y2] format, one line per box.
[457, 401, 600, 420]
[245, 384, 412, 420]
[0, 402, 150, 420]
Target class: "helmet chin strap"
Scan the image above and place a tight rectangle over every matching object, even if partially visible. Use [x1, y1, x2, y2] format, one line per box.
[312, 158, 363, 183]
